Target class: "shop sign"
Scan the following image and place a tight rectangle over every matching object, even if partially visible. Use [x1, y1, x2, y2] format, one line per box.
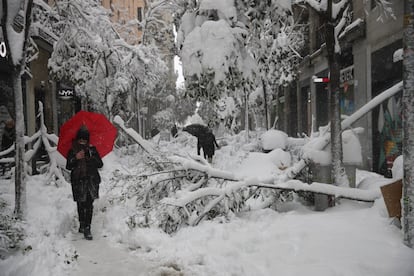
[58, 89, 74, 100]
[340, 65, 354, 83]
[0, 42, 6, 58]
[0, 29, 7, 58]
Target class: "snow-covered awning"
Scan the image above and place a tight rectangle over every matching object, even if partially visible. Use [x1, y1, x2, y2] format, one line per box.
[339, 18, 365, 44]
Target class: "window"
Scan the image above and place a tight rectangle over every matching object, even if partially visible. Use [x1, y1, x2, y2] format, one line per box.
[137, 7, 143, 22]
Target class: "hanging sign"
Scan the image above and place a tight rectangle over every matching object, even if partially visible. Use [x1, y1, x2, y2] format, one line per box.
[0, 42, 6, 58]
[58, 89, 74, 99]
[340, 65, 354, 83]
[0, 29, 7, 58]
[313, 77, 330, 83]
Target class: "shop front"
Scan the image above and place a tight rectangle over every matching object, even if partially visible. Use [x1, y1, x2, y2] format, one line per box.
[0, 28, 13, 123]
[57, 83, 81, 133]
[371, 40, 403, 178]
[340, 65, 355, 116]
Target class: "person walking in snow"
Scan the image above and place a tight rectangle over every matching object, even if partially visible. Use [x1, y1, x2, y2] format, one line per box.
[197, 130, 219, 163]
[171, 124, 178, 138]
[66, 126, 103, 240]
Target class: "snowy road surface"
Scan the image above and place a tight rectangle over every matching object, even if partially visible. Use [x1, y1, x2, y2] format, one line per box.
[68, 209, 151, 276]
[69, 234, 150, 276]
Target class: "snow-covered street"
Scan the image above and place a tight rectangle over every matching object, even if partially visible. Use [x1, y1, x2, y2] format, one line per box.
[1, 131, 414, 276]
[67, 215, 151, 276]
[0, 1, 414, 274]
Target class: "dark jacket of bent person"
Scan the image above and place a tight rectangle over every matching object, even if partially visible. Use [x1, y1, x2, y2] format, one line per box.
[197, 131, 219, 163]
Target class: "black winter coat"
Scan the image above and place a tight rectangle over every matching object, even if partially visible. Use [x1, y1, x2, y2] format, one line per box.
[197, 132, 219, 159]
[66, 144, 103, 202]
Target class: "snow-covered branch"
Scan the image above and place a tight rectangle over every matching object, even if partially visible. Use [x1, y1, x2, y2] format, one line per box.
[282, 81, 403, 180]
[113, 115, 156, 155]
[32, 102, 67, 185]
[162, 175, 381, 226]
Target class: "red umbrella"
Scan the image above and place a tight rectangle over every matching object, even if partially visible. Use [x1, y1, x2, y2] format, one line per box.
[57, 111, 117, 158]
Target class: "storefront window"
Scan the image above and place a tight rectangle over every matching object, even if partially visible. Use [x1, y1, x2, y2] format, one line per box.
[371, 40, 403, 177]
[340, 65, 355, 116]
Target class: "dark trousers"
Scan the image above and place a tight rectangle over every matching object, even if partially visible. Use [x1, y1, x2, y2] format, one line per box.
[76, 193, 94, 226]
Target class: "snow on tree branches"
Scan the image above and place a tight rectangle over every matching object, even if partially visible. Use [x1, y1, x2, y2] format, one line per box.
[48, 0, 167, 117]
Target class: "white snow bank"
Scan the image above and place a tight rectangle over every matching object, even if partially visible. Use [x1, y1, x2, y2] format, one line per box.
[234, 148, 291, 180]
[392, 155, 403, 179]
[0, 176, 76, 276]
[302, 128, 363, 165]
[342, 128, 363, 165]
[260, 129, 288, 151]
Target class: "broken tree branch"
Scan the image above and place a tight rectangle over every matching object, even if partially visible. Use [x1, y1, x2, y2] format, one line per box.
[162, 177, 382, 225]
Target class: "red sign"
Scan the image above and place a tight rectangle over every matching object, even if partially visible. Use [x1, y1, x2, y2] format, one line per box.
[313, 77, 330, 83]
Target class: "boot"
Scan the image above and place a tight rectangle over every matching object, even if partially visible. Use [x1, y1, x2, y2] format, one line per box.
[84, 225, 93, 240]
[78, 222, 85, 233]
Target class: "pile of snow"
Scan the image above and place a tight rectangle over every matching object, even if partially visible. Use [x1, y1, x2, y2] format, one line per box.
[342, 129, 363, 165]
[0, 176, 77, 275]
[260, 129, 288, 151]
[302, 127, 363, 166]
[392, 155, 403, 179]
[234, 148, 291, 180]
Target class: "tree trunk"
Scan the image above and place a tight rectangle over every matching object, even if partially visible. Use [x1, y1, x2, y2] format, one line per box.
[1, 0, 33, 218]
[262, 78, 269, 130]
[325, 1, 344, 186]
[283, 86, 289, 134]
[244, 88, 249, 140]
[13, 69, 26, 218]
[402, 0, 414, 248]
[137, 89, 143, 136]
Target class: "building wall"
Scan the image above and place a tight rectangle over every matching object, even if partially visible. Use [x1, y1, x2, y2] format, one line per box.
[101, 0, 145, 44]
[352, 1, 403, 173]
[27, 46, 57, 135]
[295, 1, 403, 175]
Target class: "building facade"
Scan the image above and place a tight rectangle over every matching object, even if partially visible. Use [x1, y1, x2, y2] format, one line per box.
[293, 1, 403, 177]
[27, 0, 81, 138]
[101, 0, 176, 138]
[0, 0, 65, 138]
[101, 0, 145, 44]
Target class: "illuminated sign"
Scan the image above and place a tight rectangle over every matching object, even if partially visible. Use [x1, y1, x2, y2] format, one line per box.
[0, 29, 6, 58]
[58, 89, 74, 99]
[313, 77, 330, 83]
[0, 42, 6, 58]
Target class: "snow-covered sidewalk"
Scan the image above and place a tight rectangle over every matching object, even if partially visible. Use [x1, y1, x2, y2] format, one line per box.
[68, 212, 151, 276]
[0, 174, 155, 276]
